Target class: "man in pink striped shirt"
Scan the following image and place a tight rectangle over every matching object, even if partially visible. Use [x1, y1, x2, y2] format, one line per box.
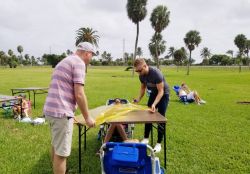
[44, 42, 96, 174]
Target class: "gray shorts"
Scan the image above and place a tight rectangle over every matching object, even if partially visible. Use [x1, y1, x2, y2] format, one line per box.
[45, 116, 74, 157]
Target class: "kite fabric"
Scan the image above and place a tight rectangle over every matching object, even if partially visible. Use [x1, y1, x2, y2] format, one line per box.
[94, 103, 148, 126]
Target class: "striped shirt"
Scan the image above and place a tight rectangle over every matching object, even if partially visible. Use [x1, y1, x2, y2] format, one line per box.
[43, 54, 86, 118]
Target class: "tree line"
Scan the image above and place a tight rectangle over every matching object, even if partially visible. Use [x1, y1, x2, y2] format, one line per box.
[0, 46, 40, 68]
[1, 0, 249, 74]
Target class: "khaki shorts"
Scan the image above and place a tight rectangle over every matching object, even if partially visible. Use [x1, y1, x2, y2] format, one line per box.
[45, 116, 74, 157]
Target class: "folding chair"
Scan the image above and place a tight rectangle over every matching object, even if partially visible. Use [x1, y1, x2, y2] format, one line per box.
[173, 85, 188, 104]
[100, 142, 164, 174]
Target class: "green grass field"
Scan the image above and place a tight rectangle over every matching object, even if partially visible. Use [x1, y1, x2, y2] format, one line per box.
[0, 66, 249, 174]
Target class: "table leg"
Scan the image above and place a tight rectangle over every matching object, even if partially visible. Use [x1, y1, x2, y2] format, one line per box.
[84, 126, 87, 151]
[28, 91, 31, 101]
[151, 124, 153, 146]
[20, 98, 23, 118]
[78, 125, 82, 174]
[33, 91, 36, 109]
[164, 123, 167, 170]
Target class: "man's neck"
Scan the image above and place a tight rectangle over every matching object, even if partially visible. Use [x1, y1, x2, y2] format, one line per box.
[75, 51, 86, 64]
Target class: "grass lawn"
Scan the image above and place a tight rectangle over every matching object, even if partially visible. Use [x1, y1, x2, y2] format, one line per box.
[0, 66, 249, 174]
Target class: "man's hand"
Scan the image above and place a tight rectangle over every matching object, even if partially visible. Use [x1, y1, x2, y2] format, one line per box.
[85, 117, 95, 127]
[149, 104, 156, 113]
[132, 98, 140, 104]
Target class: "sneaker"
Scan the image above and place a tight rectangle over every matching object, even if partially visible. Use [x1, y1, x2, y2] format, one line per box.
[200, 100, 206, 104]
[153, 143, 162, 153]
[141, 138, 149, 144]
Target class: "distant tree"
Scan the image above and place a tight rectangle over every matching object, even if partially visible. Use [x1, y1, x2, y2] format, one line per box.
[149, 33, 166, 63]
[114, 58, 124, 66]
[129, 53, 134, 66]
[124, 52, 129, 64]
[96, 51, 99, 56]
[8, 49, 13, 57]
[101, 51, 113, 65]
[167, 46, 175, 60]
[0, 51, 6, 65]
[136, 47, 143, 58]
[234, 34, 247, 72]
[226, 50, 234, 58]
[200, 47, 211, 65]
[31, 56, 37, 66]
[174, 48, 186, 72]
[226, 50, 236, 65]
[90, 57, 102, 66]
[150, 5, 170, 69]
[66, 49, 73, 56]
[76, 27, 99, 72]
[126, 0, 147, 76]
[75, 27, 99, 47]
[17, 45, 23, 64]
[43, 53, 66, 68]
[23, 54, 30, 65]
[184, 30, 201, 75]
[7, 49, 15, 68]
[244, 40, 250, 69]
[106, 53, 112, 65]
[180, 47, 188, 65]
[209, 54, 231, 65]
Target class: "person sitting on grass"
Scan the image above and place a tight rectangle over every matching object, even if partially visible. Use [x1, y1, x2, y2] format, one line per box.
[13, 94, 29, 119]
[179, 83, 206, 105]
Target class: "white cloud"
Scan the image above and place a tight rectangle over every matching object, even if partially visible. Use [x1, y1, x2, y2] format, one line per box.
[0, 0, 249, 63]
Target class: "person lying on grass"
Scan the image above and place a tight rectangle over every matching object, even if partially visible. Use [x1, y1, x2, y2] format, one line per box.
[179, 83, 206, 105]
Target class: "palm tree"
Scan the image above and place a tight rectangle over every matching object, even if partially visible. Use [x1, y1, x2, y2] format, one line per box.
[184, 30, 202, 75]
[17, 45, 23, 64]
[149, 33, 166, 64]
[76, 27, 99, 72]
[244, 40, 250, 69]
[136, 47, 143, 58]
[200, 47, 211, 65]
[150, 5, 170, 69]
[8, 49, 13, 57]
[234, 34, 247, 72]
[126, 0, 147, 76]
[167, 46, 175, 60]
[75, 27, 99, 47]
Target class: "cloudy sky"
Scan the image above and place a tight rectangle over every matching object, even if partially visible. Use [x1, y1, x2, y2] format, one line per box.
[0, 0, 249, 63]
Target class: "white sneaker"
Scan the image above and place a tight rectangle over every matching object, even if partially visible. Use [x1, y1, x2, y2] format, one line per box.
[153, 143, 162, 153]
[141, 138, 149, 144]
[200, 100, 206, 104]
